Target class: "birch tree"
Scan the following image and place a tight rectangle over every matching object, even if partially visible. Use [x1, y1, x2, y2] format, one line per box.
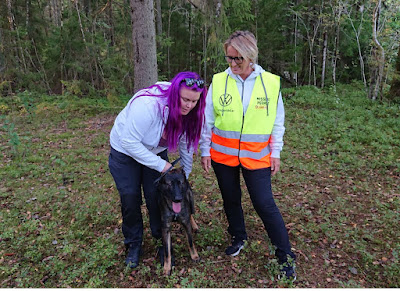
[344, 3, 368, 89]
[369, 0, 385, 100]
[330, 0, 344, 87]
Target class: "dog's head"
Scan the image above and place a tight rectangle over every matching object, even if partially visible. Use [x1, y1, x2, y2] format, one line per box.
[157, 167, 188, 214]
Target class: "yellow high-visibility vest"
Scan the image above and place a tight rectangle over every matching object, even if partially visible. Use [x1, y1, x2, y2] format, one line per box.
[211, 71, 280, 169]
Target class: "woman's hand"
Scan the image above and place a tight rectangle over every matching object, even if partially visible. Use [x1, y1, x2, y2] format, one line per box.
[162, 161, 173, 173]
[271, 158, 281, 176]
[201, 156, 211, 174]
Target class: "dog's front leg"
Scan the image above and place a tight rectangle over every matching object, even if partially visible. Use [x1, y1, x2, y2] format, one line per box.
[182, 220, 199, 261]
[161, 228, 172, 275]
[190, 215, 199, 233]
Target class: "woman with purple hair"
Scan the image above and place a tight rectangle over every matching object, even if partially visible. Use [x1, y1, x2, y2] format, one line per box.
[108, 71, 207, 268]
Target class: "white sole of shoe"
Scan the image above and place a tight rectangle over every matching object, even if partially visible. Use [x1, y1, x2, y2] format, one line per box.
[229, 245, 244, 257]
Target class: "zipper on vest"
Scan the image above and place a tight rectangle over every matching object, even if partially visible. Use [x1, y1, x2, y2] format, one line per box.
[260, 73, 269, 116]
[238, 80, 245, 164]
[222, 74, 229, 116]
[238, 112, 245, 163]
[241, 80, 245, 104]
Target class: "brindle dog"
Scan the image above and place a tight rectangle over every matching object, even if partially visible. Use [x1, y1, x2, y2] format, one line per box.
[156, 167, 199, 275]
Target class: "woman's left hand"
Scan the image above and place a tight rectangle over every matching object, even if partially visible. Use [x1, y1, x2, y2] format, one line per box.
[271, 158, 281, 176]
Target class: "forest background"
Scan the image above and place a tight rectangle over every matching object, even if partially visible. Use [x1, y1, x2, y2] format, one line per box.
[1, 0, 400, 100]
[1, 0, 400, 288]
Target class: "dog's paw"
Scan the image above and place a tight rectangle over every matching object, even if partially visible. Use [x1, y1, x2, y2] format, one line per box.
[163, 264, 173, 276]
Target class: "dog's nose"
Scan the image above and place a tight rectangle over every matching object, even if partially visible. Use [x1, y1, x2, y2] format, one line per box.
[173, 184, 183, 202]
[174, 194, 183, 202]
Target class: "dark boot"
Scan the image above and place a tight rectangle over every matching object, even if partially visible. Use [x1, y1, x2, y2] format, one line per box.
[125, 243, 142, 268]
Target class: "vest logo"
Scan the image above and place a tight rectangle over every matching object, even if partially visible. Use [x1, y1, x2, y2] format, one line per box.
[219, 94, 233, 107]
[255, 97, 268, 110]
[256, 97, 268, 105]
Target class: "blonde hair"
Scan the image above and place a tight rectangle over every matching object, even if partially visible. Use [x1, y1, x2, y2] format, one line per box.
[223, 30, 258, 65]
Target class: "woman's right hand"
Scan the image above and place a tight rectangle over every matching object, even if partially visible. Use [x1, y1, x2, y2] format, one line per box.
[162, 161, 173, 173]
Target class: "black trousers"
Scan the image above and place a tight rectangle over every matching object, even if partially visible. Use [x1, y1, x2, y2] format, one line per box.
[212, 160, 296, 263]
[108, 147, 168, 246]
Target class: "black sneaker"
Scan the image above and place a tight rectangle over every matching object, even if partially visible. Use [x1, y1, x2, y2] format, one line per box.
[225, 238, 245, 256]
[158, 246, 175, 266]
[278, 261, 296, 281]
[125, 243, 142, 268]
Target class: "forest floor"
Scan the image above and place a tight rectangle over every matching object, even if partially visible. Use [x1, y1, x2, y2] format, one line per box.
[1, 84, 399, 287]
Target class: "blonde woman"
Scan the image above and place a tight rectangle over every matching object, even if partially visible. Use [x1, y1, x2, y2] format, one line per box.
[199, 31, 296, 280]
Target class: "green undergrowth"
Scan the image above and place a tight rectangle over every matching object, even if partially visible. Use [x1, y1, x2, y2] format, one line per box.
[1, 84, 399, 287]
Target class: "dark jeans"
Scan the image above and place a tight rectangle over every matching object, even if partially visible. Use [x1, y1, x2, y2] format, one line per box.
[108, 147, 168, 246]
[212, 160, 296, 263]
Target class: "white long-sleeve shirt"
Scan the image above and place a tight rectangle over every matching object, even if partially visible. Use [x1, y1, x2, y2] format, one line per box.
[199, 64, 285, 159]
[110, 82, 193, 176]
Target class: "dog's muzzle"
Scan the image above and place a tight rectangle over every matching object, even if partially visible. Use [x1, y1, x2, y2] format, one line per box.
[172, 182, 183, 214]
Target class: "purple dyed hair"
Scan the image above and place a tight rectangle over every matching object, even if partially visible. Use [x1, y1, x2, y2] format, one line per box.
[131, 71, 207, 152]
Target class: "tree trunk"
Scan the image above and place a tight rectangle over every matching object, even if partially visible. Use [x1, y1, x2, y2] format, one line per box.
[130, 0, 158, 93]
[167, 0, 172, 77]
[6, 0, 27, 72]
[346, 7, 367, 89]
[388, 43, 400, 102]
[60, 0, 64, 94]
[293, 12, 298, 86]
[332, 12, 340, 87]
[189, 4, 193, 71]
[203, 24, 207, 82]
[321, 31, 327, 88]
[108, 0, 115, 46]
[75, 0, 95, 86]
[155, 0, 162, 36]
[25, 0, 30, 28]
[369, 0, 385, 100]
[331, 1, 344, 89]
[49, 0, 60, 26]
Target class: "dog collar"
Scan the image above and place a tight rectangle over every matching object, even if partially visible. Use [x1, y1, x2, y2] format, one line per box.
[154, 157, 182, 185]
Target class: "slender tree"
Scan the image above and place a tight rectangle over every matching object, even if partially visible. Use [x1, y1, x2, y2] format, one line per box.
[345, 3, 367, 89]
[330, 0, 344, 87]
[369, 0, 385, 100]
[321, 31, 328, 88]
[155, 0, 163, 36]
